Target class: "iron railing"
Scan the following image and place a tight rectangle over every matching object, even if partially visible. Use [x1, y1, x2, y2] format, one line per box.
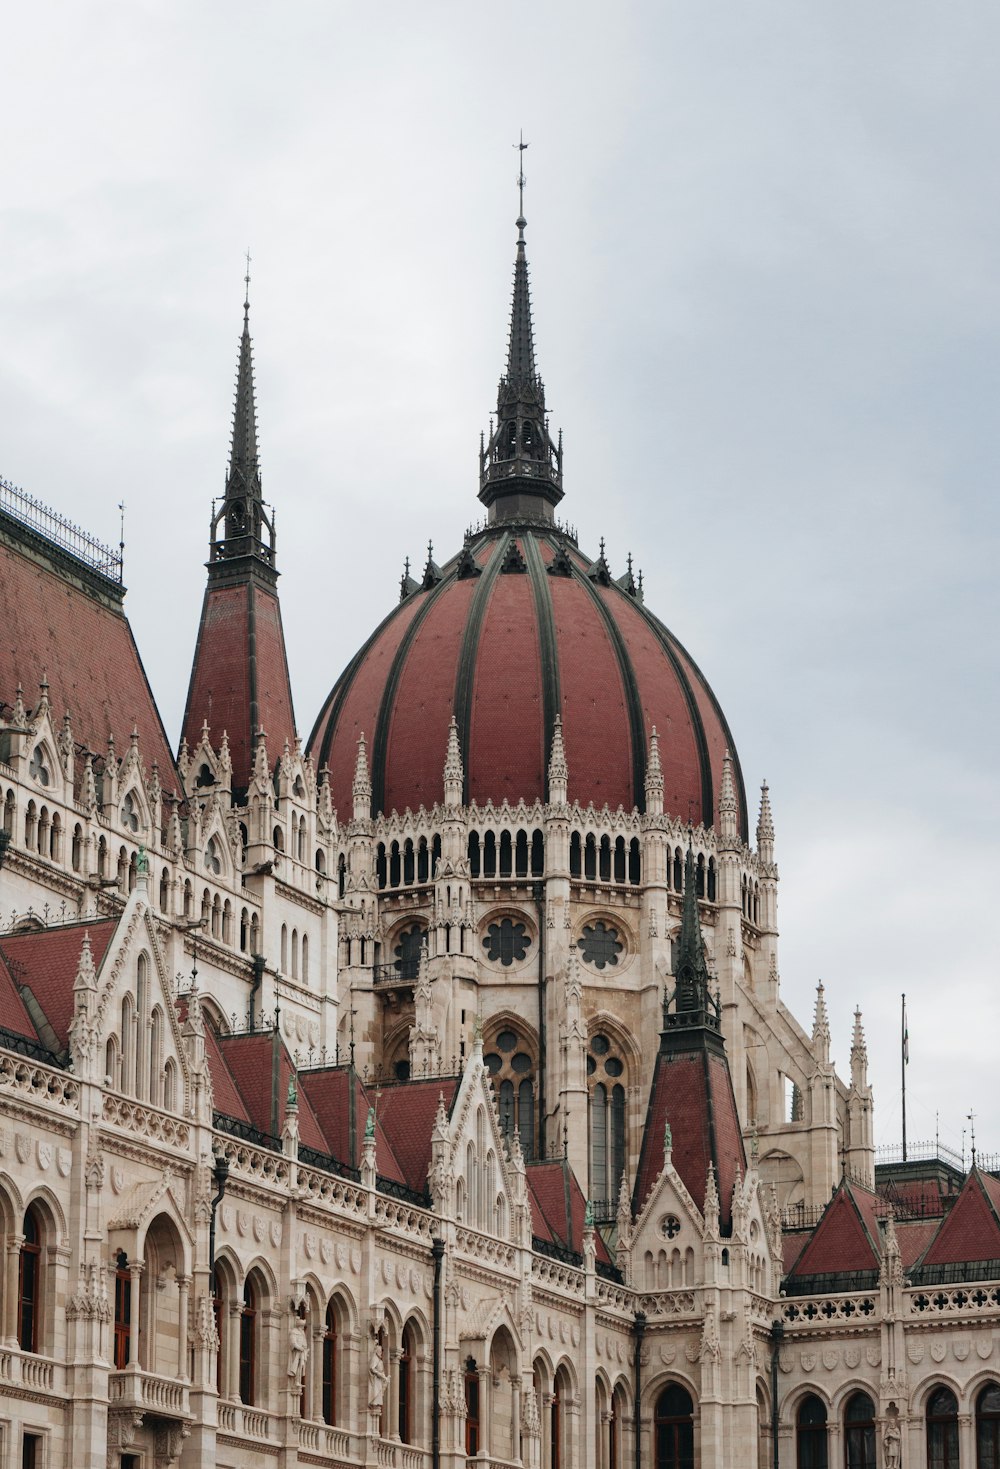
[213, 1112, 281, 1152]
[0, 1025, 58, 1064]
[0, 476, 122, 582]
[298, 1145, 361, 1183]
[533, 1236, 583, 1269]
[376, 1174, 431, 1207]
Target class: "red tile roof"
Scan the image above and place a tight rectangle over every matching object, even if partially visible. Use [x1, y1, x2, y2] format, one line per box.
[0, 536, 178, 792]
[634, 1048, 746, 1233]
[526, 1159, 613, 1264]
[918, 1170, 1000, 1268]
[375, 1080, 459, 1193]
[182, 582, 296, 792]
[0, 949, 41, 1042]
[787, 1183, 881, 1279]
[0, 919, 117, 1051]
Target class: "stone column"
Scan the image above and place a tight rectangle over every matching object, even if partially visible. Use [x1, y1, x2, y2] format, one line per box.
[4, 1236, 23, 1345]
[958, 1412, 974, 1468]
[176, 1276, 190, 1379]
[128, 1262, 143, 1369]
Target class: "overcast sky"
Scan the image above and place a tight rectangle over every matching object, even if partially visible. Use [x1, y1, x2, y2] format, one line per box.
[3, 2, 998, 1158]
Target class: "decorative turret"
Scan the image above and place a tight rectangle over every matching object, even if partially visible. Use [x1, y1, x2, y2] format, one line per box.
[547, 714, 568, 804]
[756, 781, 774, 864]
[850, 1007, 869, 1092]
[181, 269, 297, 792]
[644, 725, 663, 815]
[478, 142, 563, 525]
[718, 750, 738, 846]
[352, 733, 372, 822]
[443, 716, 463, 807]
[812, 981, 831, 1067]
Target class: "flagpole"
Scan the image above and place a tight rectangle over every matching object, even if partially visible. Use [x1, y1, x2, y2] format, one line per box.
[901, 993, 908, 1163]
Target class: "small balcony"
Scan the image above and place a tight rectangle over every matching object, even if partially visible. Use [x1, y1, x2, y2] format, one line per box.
[108, 1366, 191, 1419]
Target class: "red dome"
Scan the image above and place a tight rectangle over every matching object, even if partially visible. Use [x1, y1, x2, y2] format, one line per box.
[308, 528, 747, 836]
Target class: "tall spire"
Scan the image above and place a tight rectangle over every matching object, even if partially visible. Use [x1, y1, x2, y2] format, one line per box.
[479, 140, 564, 525]
[210, 261, 276, 569]
[673, 844, 713, 1015]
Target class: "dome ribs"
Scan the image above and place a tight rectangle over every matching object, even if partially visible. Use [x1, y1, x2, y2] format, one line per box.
[522, 535, 561, 800]
[467, 541, 546, 805]
[381, 573, 477, 816]
[452, 535, 508, 806]
[546, 570, 633, 813]
[371, 570, 454, 817]
[568, 562, 647, 813]
[308, 595, 424, 820]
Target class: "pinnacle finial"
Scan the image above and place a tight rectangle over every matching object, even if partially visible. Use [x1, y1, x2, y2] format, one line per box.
[514, 130, 528, 235]
[244, 246, 252, 322]
[757, 780, 774, 842]
[547, 713, 568, 796]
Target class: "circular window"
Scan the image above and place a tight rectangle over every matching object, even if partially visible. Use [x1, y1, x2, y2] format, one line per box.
[496, 1029, 518, 1053]
[605, 1056, 624, 1077]
[660, 1214, 682, 1240]
[591, 1033, 610, 1056]
[484, 1053, 502, 1075]
[483, 918, 530, 967]
[511, 1052, 532, 1074]
[577, 921, 624, 970]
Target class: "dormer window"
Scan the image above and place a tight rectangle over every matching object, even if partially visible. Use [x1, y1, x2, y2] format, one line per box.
[121, 792, 140, 833]
[29, 746, 50, 787]
[205, 836, 223, 875]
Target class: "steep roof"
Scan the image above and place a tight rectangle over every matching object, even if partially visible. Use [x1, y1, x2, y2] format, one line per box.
[785, 1181, 882, 1282]
[0, 530, 178, 792]
[526, 1158, 613, 1265]
[0, 919, 117, 1053]
[916, 1169, 1000, 1269]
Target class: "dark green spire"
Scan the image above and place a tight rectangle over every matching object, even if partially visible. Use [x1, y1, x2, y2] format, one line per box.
[479, 142, 563, 526]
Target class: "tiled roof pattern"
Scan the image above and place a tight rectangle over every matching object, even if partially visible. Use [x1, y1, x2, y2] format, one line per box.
[308, 529, 746, 831]
[919, 1171, 1000, 1267]
[0, 539, 178, 791]
[182, 584, 296, 791]
[525, 1159, 612, 1263]
[783, 1232, 810, 1275]
[467, 571, 545, 806]
[374, 1080, 459, 1193]
[788, 1184, 881, 1278]
[217, 1032, 277, 1135]
[896, 1220, 939, 1268]
[635, 1049, 746, 1233]
[0, 949, 41, 1042]
[0, 919, 117, 1050]
[382, 578, 476, 814]
[203, 1024, 251, 1122]
[298, 1068, 353, 1162]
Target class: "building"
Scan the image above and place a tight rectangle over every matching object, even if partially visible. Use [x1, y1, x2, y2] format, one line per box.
[0, 198, 998, 1469]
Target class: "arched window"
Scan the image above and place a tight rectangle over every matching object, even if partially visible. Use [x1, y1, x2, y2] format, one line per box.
[389, 841, 401, 887]
[588, 1034, 627, 1203]
[403, 839, 415, 886]
[585, 833, 597, 880]
[468, 832, 481, 877]
[843, 1392, 876, 1469]
[531, 829, 544, 876]
[149, 1007, 162, 1106]
[297, 817, 307, 862]
[2, 789, 14, 834]
[417, 836, 429, 883]
[322, 1302, 339, 1426]
[570, 831, 582, 877]
[796, 1394, 827, 1469]
[483, 831, 497, 878]
[113, 1250, 131, 1368]
[121, 994, 135, 1095]
[465, 1359, 480, 1456]
[376, 842, 387, 888]
[302, 933, 309, 982]
[49, 812, 61, 861]
[291, 928, 299, 979]
[163, 1057, 178, 1113]
[926, 1387, 958, 1468]
[222, 899, 233, 945]
[18, 1206, 43, 1352]
[399, 1322, 415, 1442]
[977, 1382, 1000, 1469]
[599, 835, 611, 881]
[629, 837, 641, 884]
[159, 867, 170, 912]
[654, 1383, 694, 1469]
[515, 829, 529, 877]
[484, 1027, 535, 1159]
[673, 847, 683, 892]
[239, 1278, 258, 1404]
[707, 856, 717, 901]
[500, 830, 513, 877]
[280, 924, 288, 972]
[24, 800, 37, 849]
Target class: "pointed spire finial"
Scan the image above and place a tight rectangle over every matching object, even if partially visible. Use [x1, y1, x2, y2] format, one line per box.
[443, 715, 464, 806]
[244, 246, 252, 322]
[514, 130, 529, 234]
[547, 713, 568, 801]
[645, 725, 663, 813]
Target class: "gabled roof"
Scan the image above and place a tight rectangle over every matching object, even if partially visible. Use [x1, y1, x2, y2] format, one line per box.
[0, 919, 117, 1053]
[916, 1168, 1000, 1269]
[526, 1158, 613, 1266]
[374, 1079, 460, 1193]
[785, 1180, 882, 1281]
[215, 1030, 325, 1152]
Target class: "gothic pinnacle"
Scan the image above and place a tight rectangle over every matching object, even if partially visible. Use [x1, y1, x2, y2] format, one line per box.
[352, 732, 372, 819]
[547, 714, 568, 801]
[645, 725, 663, 814]
[757, 780, 774, 843]
[813, 981, 831, 1063]
[443, 715, 463, 805]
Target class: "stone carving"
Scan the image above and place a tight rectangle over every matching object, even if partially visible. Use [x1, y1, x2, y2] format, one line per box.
[368, 1337, 388, 1412]
[288, 1313, 309, 1384]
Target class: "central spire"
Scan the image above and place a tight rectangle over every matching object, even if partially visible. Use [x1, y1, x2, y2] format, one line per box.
[210, 260, 276, 570]
[479, 139, 564, 525]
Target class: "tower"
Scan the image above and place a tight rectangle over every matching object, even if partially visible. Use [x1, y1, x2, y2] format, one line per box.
[182, 273, 296, 793]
